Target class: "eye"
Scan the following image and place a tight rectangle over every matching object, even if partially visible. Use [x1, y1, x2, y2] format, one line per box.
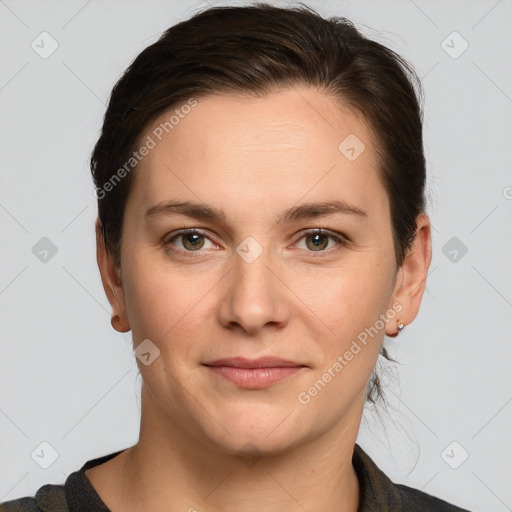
[164, 227, 348, 255]
[294, 228, 348, 252]
[165, 228, 219, 252]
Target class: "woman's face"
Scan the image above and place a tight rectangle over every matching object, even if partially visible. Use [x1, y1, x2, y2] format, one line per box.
[106, 87, 424, 455]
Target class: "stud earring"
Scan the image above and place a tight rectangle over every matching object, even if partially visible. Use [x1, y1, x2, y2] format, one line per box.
[388, 319, 406, 338]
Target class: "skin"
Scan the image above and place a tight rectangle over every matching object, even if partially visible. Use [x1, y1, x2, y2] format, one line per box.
[87, 87, 432, 512]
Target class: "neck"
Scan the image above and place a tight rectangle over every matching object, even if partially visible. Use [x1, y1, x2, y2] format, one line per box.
[88, 386, 362, 512]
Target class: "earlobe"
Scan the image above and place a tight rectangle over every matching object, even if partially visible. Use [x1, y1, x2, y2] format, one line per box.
[385, 213, 432, 337]
[386, 319, 406, 338]
[111, 314, 130, 333]
[95, 218, 131, 333]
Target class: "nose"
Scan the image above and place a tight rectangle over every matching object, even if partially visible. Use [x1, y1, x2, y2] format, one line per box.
[217, 247, 291, 335]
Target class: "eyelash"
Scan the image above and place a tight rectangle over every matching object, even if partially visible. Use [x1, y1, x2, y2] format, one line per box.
[164, 227, 349, 256]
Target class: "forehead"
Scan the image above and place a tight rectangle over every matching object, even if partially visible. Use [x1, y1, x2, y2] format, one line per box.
[129, 87, 387, 219]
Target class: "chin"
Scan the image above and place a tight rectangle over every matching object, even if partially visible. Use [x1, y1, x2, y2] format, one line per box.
[193, 402, 312, 457]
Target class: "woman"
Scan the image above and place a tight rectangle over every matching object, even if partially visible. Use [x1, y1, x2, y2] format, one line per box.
[1, 3, 472, 511]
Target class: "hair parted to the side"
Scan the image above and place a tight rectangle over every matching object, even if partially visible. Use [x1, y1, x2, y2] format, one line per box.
[90, 2, 426, 404]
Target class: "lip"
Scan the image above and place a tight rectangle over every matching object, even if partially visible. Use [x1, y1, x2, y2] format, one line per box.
[203, 357, 307, 389]
[204, 357, 304, 369]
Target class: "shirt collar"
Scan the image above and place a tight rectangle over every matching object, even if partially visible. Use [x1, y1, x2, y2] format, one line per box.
[353, 443, 403, 511]
[67, 444, 403, 512]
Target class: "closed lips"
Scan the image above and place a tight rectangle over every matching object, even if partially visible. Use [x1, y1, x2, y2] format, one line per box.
[203, 357, 307, 389]
[203, 357, 306, 368]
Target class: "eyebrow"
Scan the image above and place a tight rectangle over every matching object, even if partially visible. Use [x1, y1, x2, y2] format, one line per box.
[145, 199, 367, 223]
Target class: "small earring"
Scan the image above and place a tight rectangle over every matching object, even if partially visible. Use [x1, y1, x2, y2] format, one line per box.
[388, 319, 406, 338]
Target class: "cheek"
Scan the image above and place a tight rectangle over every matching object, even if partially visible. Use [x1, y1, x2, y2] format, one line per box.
[297, 261, 395, 393]
[122, 255, 218, 351]
[121, 261, 207, 399]
[302, 260, 392, 333]
[295, 265, 393, 405]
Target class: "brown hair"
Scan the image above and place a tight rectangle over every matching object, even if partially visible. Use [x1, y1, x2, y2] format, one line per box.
[91, 2, 426, 403]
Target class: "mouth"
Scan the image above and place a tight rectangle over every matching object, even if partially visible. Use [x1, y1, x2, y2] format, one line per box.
[202, 357, 307, 389]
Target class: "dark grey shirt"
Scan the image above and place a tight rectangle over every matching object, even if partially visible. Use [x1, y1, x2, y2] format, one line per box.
[0, 444, 472, 511]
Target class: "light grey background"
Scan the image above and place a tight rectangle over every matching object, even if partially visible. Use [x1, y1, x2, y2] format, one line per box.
[1, 0, 511, 510]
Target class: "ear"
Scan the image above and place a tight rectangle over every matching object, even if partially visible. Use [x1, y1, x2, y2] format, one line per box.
[385, 212, 432, 337]
[95, 217, 130, 333]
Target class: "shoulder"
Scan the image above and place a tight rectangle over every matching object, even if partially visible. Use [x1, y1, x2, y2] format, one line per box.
[0, 483, 68, 512]
[395, 483, 472, 511]
[353, 443, 473, 511]
[0, 497, 40, 512]
[0, 449, 124, 512]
